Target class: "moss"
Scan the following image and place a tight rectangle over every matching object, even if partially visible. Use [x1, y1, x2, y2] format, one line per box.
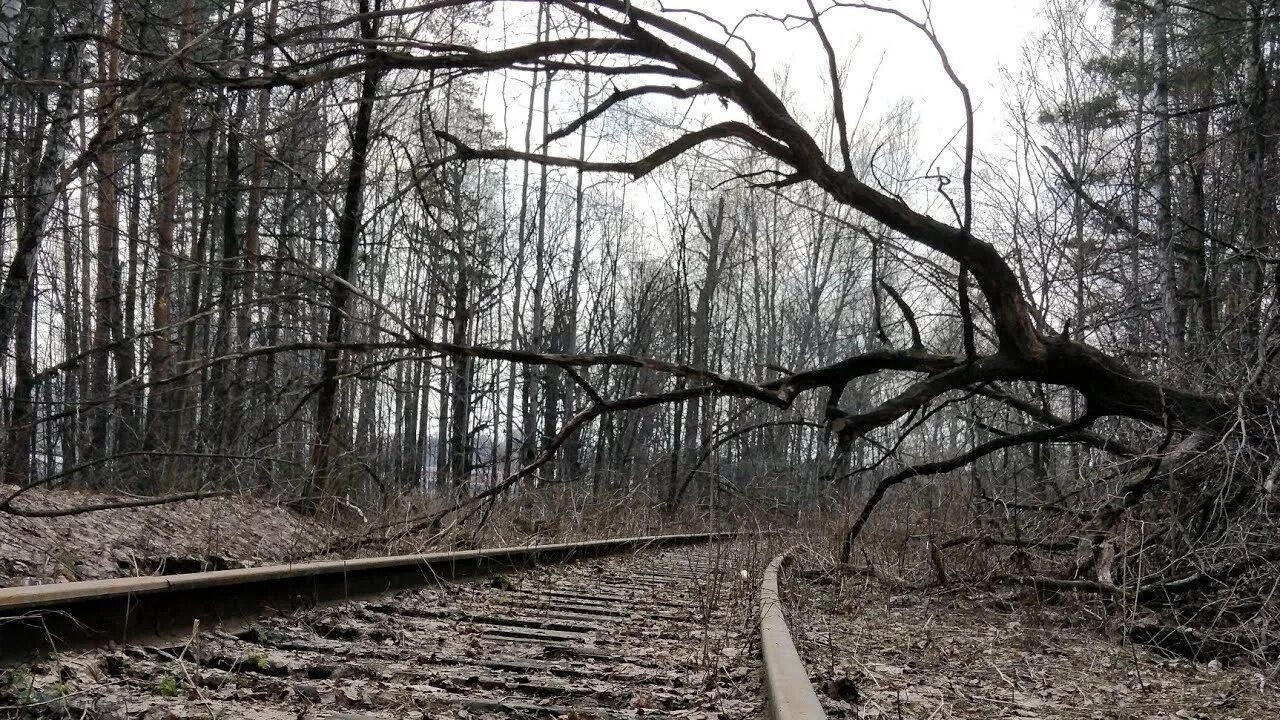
[246, 650, 270, 671]
[50, 681, 73, 697]
[54, 551, 82, 581]
[155, 674, 179, 698]
[2, 665, 36, 706]
[5, 664, 30, 689]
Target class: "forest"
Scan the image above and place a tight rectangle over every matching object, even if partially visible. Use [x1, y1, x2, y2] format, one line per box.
[1, 0, 1278, 663]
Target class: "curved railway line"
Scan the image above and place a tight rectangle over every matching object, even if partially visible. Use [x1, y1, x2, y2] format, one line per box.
[1, 534, 828, 720]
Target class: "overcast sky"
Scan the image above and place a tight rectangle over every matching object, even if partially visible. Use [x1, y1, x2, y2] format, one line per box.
[701, 0, 1049, 164]
[468, 0, 1063, 246]
[477, 0, 1050, 168]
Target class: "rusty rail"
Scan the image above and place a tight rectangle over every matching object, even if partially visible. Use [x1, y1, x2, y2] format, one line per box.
[0, 532, 730, 662]
[760, 549, 827, 720]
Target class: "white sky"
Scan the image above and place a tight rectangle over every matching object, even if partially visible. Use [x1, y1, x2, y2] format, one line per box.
[698, 0, 1048, 165]
[462, 0, 1067, 273]
[478, 0, 1050, 175]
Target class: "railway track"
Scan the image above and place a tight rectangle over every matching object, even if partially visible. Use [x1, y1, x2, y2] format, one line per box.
[1, 535, 829, 719]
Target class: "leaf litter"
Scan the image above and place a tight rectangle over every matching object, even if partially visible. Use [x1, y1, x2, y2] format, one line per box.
[788, 567, 1280, 719]
[0, 484, 328, 586]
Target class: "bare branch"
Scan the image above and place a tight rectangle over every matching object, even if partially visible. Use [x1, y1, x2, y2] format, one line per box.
[840, 413, 1096, 561]
[672, 419, 823, 508]
[435, 121, 795, 179]
[878, 280, 924, 350]
[544, 82, 714, 144]
[806, 0, 853, 172]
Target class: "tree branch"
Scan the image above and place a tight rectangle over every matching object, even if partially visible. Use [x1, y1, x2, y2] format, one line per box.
[840, 413, 1096, 562]
[435, 121, 794, 179]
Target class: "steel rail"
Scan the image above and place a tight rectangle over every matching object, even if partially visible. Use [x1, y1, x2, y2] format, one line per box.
[0, 531, 730, 662]
[760, 549, 827, 720]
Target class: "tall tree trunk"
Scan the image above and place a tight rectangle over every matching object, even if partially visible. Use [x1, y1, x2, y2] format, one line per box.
[238, 0, 279, 433]
[561, 61, 590, 481]
[146, 0, 194, 451]
[1129, 21, 1146, 362]
[59, 194, 80, 470]
[308, 1, 379, 500]
[1153, 0, 1183, 361]
[116, 127, 142, 453]
[448, 253, 472, 493]
[1241, 0, 1268, 360]
[1185, 87, 1212, 357]
[88, 0, 124, 466]
[4, 259, 37, 485]
[417, 283, 439, 490]
[177, 108, 219, 451]
[503, 4, 543, 477]
[671, 198, 727, 509]
[4, 8, 78, 485]
[527, 14, 553, 470]
[208, 7, 251, 452]
[0, 25, 80, 369]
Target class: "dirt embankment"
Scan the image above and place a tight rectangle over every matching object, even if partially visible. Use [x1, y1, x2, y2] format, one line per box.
[0, 485, 329, 587]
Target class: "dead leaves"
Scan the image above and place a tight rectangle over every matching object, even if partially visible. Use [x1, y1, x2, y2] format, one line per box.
[0, 483, 328, 587]
[789, 575, 1280, 719]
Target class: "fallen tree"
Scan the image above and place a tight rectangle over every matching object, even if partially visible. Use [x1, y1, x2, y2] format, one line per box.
[8, 2, 1276, 656]
[241, 0, 1269, 565]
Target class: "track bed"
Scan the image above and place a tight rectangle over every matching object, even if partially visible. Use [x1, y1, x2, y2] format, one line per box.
[2, 543, 769, 719]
